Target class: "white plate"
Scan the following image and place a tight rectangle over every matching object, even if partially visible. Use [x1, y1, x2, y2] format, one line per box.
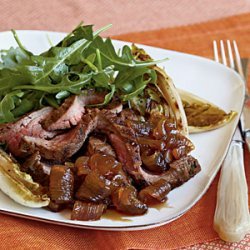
[0, 31, 245, 231]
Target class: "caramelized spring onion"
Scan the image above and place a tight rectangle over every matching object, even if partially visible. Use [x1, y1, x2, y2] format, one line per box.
[88, 153, 129, 185]
[75, 156, 91, 177]
[49, 165, 74, 204]
[71, 201, 107, 221]
[139, 179, 171, 205]
[22, 152, 50, 187]
[76, 170, 112, 202]
[178, 88, 237, 133]
[141, 151, 163, 172]
[0, 149, 50, 207]
[88, 153, 120, 174]
[137, 137, 165, 150]
[112, 185, 148, 215]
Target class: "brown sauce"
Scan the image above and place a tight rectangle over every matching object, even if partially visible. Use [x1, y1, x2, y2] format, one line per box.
[102, 203, 172, 221]
[102, 209, 132, 222]
[150, 202, 171, 211]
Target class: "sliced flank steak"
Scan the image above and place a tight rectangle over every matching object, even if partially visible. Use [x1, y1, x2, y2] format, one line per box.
[42, 90, 106, 131]
[20, 112, 99, 161]
[0, 107, 56, 157]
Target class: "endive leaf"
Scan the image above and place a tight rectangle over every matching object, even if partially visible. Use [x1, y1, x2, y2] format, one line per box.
[154, 66, 189, 136]
[179, 88, 237, 133]
[0, 149, 50, 207]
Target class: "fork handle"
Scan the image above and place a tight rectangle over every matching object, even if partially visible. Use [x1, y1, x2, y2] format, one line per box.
[214, 141, 250, 242]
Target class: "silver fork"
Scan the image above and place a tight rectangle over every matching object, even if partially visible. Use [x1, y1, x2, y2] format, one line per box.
[213, 40, 250, 242]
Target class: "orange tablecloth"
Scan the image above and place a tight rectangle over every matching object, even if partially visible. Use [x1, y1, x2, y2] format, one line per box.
[0, 0, 249, 36]
[0, 13, 250, 250]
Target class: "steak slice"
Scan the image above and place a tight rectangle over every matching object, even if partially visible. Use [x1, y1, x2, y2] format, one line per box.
[93, 112, 143, 181]
[105, 102, 123, 114]
[0, 107, 56, 157]
[108, 133, 142, 179]
[96, 112, 201, 185]
[43, 90, 105, 131]
[107, 127, 200, 186]
[138, 155, 201, 185]
[21, 151, 51, 186]
[87, 136, 116, 157]
[21, 112, 99, 161]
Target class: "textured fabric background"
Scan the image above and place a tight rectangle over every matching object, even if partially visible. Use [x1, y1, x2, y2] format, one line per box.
[0, 0, 249, 35]
[0, 1, 249, 249]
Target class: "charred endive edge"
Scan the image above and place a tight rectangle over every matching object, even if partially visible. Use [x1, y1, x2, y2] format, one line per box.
[154, 66, 189, 136]
[178, 88, 237, 133]
[0, 149, 50, 207]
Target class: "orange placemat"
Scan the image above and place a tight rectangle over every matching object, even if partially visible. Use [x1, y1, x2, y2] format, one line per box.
[0, 13, 250, 250]
[113, 13, 250, 58]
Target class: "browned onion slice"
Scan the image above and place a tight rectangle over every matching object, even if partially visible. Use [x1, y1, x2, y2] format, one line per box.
[111, 185, 148, 215]
[139, 179, 171, 205]
[76, 170, 111, 202]
[49, 165, 74, 204]
[141, 151, 166, 173]
[137, 137, 166, 150]
[74, 156, 91, 177]
[71, 201, 107, 221]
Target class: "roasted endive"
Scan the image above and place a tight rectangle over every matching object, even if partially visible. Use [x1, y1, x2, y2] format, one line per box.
[130, 45, 236, 134]
[154, 66, 189, 136]
[0, 149, 50, 207]
[179, 89, 237, 133]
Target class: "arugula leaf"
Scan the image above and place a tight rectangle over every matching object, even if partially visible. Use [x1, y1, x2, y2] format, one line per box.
[0, 68, 30, 95]
[0, 23, 167, 124]
[11, 30, 33, 57]
[0, 90, 23, 123]
[62, 25, 94, 46]
[0, 47, 31, 68]
[0, 95, 15, 123]
[90, 36, 167, 69]
[34, 40, 92, 85]
[12, 98, 34, 117]
[44, 95, 60, 108]
[14, 72, 92, 93]
[121, 75, 151, 101]
[90, 37, 135, 68]
[115, 67, 154, 90]
[32, 24, 111, 85]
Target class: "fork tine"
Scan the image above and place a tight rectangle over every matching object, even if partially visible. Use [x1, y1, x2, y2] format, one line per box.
[213, 40, 219, 62]
[232, 40, 244, 79]
[226, 40, 235, 69]
[220, 40, 227, 66]
[214, 40, 244, 80]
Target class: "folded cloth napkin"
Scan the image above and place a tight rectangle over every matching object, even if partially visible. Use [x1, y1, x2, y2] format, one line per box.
[0, 13, 249, 250]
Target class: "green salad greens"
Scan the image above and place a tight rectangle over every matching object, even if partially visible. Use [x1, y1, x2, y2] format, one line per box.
[0, 23, 167, 124]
